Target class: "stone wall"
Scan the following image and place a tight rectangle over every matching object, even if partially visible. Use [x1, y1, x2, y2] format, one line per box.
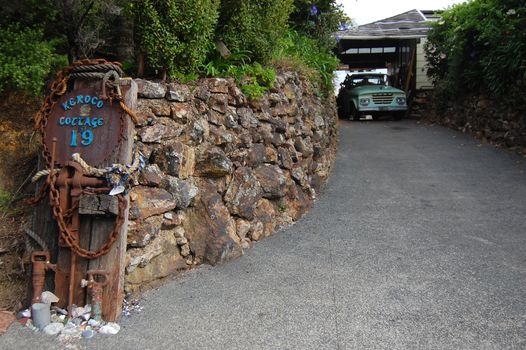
[421, 94, 526, 153]
[124, 72, 338, 292]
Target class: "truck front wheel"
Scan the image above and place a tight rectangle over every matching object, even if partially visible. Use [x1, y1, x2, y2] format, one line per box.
[393, 111, 404, 121]
[351, 105, 361, 121]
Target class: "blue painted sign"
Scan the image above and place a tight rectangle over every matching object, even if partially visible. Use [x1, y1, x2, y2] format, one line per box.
[57, 94, 106, 148]
[45, 87, 124, 167]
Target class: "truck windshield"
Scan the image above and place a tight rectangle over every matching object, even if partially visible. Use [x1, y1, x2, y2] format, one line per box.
[346, 75, 385, 87]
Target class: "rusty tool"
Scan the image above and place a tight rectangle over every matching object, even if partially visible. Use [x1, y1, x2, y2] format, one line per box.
[51, 136, 105, 317]
[49, 137, 121, 317]
[55, 162, 80, 318]
[56, 164, 76, 318]
[56, 161, 105, 317]
[31, 251, 56, 304]
[50, 138, 79, 317]
[86, 270, 109, 321]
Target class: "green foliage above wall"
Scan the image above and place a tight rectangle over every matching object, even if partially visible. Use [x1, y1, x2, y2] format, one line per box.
[0, 26, 67, 96]
[218, 0, 294, 64]
[289, 0, 349, 50]
[0, 0, 60, 33]
[0, 0, 345, 96]
[426, 0, 526, 100]
[205, 50, 276, 99]
[274, 30, 339, 93]
[130, 0, 220, 79]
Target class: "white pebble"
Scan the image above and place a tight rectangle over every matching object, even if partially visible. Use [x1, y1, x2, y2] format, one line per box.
[71, 306, 84, 318]
[43, 322, 64, 336]
[99, 322, 120, 335]
[40, 291, 60, 304]
[19, 309, 31, 318]
[88, 319, 100, 327]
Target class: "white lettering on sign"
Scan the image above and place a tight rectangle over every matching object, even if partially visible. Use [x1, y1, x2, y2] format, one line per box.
[58, 93, 107, 147]
[62, 94, 104, 111]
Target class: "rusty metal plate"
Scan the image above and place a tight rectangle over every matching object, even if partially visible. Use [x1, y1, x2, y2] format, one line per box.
[45, 86, 124, 167]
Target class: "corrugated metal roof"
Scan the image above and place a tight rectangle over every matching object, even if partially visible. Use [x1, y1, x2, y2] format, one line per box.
[335, 9, 435, 40]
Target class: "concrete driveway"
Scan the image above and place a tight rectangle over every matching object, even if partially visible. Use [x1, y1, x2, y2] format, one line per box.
[2, 119, 525, 349]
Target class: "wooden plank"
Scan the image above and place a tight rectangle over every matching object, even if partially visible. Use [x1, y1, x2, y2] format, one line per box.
[404, 48, 416, 94]
[52, 166, 88, 310]
[86, 79, 136, 321]
[73, 219, 91, 306]
[54, 174, 71, 309]
[31, 158, 59, 299]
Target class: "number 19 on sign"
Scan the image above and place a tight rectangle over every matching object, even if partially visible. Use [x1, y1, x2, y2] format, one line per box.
[70, 130, 94, 147]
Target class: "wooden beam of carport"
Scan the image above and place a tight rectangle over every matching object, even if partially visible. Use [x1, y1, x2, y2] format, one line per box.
[338, 53, 398, 69]
[335, 38, 416, 69]
[336, 38, 407, 51]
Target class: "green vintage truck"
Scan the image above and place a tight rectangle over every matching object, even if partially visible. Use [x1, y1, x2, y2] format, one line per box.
[336, 73, 407, 121]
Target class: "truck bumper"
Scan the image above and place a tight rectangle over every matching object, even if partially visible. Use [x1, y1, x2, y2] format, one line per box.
[357, 106, 407, 112]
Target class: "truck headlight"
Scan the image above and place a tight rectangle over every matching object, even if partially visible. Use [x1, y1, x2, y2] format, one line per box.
[396, 97, 406, 105]
[359, 98, 370, 106]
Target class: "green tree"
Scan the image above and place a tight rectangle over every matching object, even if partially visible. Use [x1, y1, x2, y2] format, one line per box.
[0, 0, 60, 34]
[1, 0, 136, 64]
[289, 0, 348, 50]
[218, 0, 294, 64]
[57, 0, 137, 63]
[426, 0, 526, 99]
[274, 30, 338, 93]
[131, 0, 220, 79]
[0, 26, 66, 96]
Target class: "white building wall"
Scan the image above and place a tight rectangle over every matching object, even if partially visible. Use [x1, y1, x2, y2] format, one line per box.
[416, 38, 434, 90]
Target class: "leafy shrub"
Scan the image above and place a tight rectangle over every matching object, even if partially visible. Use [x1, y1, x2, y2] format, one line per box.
[0, 26, 66, 96]
[237, 63, 276, 99]
[425, 0, 526, 100]
[205, 52, 276, 99]
[130, 0, 219, 79]
[274, 30, 339, 93]
[205, 49, 252, 77]
[218, 0, 294, 64]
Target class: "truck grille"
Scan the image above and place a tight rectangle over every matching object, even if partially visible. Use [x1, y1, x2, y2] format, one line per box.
[372, 93, 393, 105]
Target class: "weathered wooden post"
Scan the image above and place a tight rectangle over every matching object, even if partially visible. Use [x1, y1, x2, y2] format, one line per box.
[32, 60, 137, 321]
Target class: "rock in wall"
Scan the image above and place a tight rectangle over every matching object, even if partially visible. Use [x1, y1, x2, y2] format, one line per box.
[124, 72, 338, 292]
[422, 94, 526, 153]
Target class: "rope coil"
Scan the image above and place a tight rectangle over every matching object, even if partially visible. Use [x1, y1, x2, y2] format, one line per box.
[71, 63, 124, 77]
[69, 72, 107, 80]
[31, 148, 143, 184]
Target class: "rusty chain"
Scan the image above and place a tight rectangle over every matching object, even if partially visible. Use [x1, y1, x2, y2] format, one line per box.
[30, 58, 134, 259]
[48, 170, 127, 259]
[25, 180, 50, 206]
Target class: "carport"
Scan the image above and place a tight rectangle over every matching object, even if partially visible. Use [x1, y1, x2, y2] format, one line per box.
[334, 9, 438, 96]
